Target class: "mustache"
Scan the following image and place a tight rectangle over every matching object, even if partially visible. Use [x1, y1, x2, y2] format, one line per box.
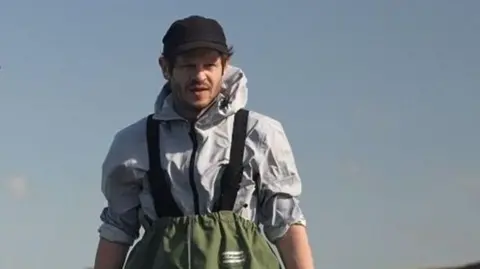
[188, 80, 210, 89]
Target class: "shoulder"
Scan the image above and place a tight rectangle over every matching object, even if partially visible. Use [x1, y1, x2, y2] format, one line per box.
[247, 110, 283, 131]
[103, 116, 149, 167]
[243, 110, 298, 172]
[101, 117, 149, 200]
[110, 116, 149, 149]
[244, 110, 289, 147]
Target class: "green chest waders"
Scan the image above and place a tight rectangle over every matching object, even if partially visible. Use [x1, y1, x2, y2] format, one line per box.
[123, 109, 282, 269]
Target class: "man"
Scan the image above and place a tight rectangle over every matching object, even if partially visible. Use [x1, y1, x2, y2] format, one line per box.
[93, 15, 314, 269]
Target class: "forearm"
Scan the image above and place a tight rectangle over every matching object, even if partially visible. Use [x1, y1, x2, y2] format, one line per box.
[94, 238, 130, 269]
[276, 224, 314, 269]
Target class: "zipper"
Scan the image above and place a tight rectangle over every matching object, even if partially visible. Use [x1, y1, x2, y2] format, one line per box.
[188, 122, 201, 215]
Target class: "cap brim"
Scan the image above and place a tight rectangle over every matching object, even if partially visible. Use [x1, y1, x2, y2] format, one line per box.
[173, 41, 229, 55]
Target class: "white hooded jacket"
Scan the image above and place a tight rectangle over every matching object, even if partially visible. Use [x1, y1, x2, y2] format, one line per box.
[98, 65, 306, 246]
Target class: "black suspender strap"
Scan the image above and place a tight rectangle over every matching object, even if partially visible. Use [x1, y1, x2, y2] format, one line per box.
[215, 109, 250, 212]
[146, 114, 183, 218]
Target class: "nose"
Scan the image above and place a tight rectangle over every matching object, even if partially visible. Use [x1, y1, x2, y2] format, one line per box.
[193, 65, 207, 81]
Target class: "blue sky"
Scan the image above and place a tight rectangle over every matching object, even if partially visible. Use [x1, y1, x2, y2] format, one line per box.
[1, 1, 479, 268]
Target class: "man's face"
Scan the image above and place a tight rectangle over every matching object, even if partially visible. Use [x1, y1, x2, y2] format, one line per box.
[161, 48, 226, 112]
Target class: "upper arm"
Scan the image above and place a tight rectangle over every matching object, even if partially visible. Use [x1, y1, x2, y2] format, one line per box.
[98, 132, 143, 246]
[253, 118, 307, 242]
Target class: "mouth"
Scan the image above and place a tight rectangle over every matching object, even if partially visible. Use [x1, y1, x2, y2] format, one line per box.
[189, 87, 209, 92]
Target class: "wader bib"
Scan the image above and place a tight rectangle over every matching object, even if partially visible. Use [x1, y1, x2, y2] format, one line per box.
[124, 109, 282, 269]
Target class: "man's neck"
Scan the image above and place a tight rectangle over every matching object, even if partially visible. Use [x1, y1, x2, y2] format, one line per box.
[172, 99, 200, 122]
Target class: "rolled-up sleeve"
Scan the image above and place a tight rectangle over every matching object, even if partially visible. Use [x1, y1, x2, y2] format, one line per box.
[98, 132, 142, 246]
[255, 120, 307, 243]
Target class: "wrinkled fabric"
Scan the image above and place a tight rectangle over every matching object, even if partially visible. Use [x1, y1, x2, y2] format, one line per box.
[98, 65, 306, 246]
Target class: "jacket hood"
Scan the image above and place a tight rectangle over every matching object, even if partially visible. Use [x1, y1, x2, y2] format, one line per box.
[153, 65, 248, 129]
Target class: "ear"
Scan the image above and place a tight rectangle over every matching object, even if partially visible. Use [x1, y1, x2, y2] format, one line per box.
[158, 56, 171, 80]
